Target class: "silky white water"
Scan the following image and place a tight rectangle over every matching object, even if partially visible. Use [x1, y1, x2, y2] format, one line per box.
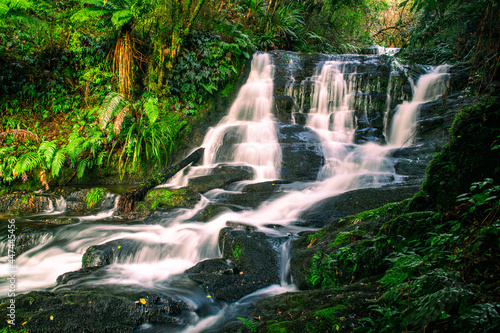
[388, 65, 450, 146]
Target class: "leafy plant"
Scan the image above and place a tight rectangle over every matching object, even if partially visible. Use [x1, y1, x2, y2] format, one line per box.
[237, 317, 257, 332]
[86, 187, 105, 209]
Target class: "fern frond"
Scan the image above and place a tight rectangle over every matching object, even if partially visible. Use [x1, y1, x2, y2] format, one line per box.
[99, 92, 126, 129]
[0, 3, 9, 15]
[111, 9, 132, 28]
[96, 151, 106, 166]
[113, 105, 129, 134]
[77, 159, 87, 179]
[38, 141, 58, 166]
[144, 97, 159, 125]
[71, 7, 109, 22]
[51, 149, 66, 177]
[66, 137, 85, 163]
[14, 152, 40, 176]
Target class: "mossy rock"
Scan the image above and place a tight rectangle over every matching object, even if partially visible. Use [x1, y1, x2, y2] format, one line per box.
[423, 98, 500, 210]
[142, 188, 201, 211]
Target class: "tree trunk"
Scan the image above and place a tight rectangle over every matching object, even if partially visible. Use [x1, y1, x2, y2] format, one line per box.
[117, 147, 204, 213]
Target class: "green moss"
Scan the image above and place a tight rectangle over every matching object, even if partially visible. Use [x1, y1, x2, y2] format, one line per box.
[145, 189, 190, 210]
[423, 98, 500, 210]
[267, 321, 292, 333]
[233, 245, 242, 261]
[313, 305, 346, 319]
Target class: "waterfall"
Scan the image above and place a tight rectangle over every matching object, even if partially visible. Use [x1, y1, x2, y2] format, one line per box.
[179, 53, 282, 184]
[0, 51, 447, 332]
[388, 65, 450, 146]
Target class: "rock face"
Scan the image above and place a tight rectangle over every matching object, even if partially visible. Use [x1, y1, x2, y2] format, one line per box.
[0, 192, 52, 214]
[278, 124, 324, 181]
[185, 225, 281, 301]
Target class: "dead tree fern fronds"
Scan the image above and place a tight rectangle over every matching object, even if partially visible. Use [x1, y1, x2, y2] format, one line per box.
[0, 129, 39, 143]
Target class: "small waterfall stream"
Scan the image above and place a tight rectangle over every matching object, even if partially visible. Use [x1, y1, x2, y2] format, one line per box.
[0, 52, 451, 332]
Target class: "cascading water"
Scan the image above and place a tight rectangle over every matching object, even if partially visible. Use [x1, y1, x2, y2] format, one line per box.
[169, 53, 282, 187]
[0, 51, 452, 332]
[388, 65, 450, 146]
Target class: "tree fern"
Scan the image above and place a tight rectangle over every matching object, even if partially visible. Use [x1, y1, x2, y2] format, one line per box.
[111, 8, 133, 27]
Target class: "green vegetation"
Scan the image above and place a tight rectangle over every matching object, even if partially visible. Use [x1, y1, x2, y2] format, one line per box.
[86, 187, 105, 209]
[0, 0, 412, 190]
[233, 245, 243, 261]
[249, 96, 500, 332]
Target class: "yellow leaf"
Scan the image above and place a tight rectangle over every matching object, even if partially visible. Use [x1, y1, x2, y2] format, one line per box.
[50, 315, 54, 321]
[207, 295, 211, 298]
[139, 298, 146, 305]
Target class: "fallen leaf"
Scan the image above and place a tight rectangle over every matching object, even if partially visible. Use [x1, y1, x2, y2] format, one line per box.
[139, 298, 146, 305]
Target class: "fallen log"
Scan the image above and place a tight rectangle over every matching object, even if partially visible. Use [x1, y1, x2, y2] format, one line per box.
[118, 147, 204, 213]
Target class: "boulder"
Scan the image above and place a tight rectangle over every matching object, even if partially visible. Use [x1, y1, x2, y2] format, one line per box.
[139, 188, 201, 211]
[185, 227, 281, 301]
[0, 290, 190, 332]
[187, 164, 254, 193]
[298, 185, 421, 227]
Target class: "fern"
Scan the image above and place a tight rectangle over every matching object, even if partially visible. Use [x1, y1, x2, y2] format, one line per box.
[144, 97, 159, 125]
[14, 152, 40, 176]
[38, 141, 57, 167]
[111, 9, 132, 28]
[71, 7, 109, 23]
[77, 159, 87, 179]
[237, 317, 257, 332]
[51, 149, 66, 177]
[99, 92, 127, 130]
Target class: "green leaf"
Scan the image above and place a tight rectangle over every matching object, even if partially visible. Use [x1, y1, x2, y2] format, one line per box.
[77, 159, 87, 179]
[111, 9, 132, 28]
[51, 149, 66, 177]
[144, 97, 159, 125]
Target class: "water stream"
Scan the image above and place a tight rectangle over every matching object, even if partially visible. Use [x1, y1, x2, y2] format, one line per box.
[0, 52, 450, 331]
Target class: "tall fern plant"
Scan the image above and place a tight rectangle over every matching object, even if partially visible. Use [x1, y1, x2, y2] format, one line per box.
[99, 92, 175, 179]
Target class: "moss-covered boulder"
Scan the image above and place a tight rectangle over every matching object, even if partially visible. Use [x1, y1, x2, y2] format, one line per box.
[139, 188, 201, 211]
[423, 97, 500, 210]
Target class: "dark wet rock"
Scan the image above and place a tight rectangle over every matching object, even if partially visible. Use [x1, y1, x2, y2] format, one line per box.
[185, 227, 280, 302]
[298, 185, 421, 227]
[187, 164, 254, 193]
[241, 180, 290, 193]
[0, 223, 67, 256]
[139, 188, 201, 211]
[394, 158, 429, 177]
[278, 125, 324, 182]
[354, 127, 386, 144]
[293, 112, 308, 125]
[56, 266, 108, 286]
[273, 95, 298, 123]
[0, 290, 191, 332]
[217, 191, 287, 210]
[191, 203, 235, 222]
[82, 239, 143, 268]
[0, 192, 52, 214]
